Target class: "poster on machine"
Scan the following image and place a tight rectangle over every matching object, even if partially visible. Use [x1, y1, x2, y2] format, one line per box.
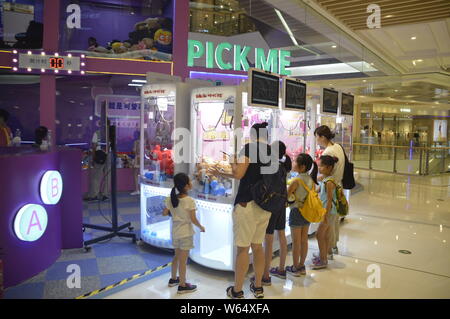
[433, 120, 447, 142]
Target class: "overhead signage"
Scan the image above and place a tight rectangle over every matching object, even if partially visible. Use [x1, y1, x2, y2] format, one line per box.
[322, 88, 339, 114]
[187, 40, 291, 76]
[13, 50, 85, 75]
[14, 204, 48, 242]
[40, 170, 63, 205]
[248, 68, 280, 108]
[341, 93, 354, 116]
[282, 77, 306, 110]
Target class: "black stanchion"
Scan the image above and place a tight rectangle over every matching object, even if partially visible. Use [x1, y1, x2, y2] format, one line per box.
[82, 125, 136, 251]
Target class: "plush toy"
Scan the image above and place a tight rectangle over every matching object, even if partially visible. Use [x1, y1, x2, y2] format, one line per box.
[160, 148, 174, 177]
[154, 28, 172, 54]
[141, 37, 154, 49]
[111, 42, 127, 54]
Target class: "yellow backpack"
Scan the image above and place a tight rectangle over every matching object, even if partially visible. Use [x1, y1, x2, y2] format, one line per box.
[295, 178, 327, 223]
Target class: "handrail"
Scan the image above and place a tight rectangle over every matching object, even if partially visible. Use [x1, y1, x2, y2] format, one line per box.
[353, 143, 450, 151]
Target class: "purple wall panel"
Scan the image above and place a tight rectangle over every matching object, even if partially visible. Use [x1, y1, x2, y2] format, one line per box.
[0, 149, 83, 288]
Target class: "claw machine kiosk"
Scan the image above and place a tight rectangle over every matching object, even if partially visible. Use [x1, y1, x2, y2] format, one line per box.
[188, 69, 282, 270]
[279, 77, 319, 235]
[139, 76, 210, 248]
[337, 92, 354, 159]
[315, 87, 339, 159]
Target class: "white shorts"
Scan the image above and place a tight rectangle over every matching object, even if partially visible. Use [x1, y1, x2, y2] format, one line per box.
[172, 236, 194, 250]
[233, 200, 271, 247]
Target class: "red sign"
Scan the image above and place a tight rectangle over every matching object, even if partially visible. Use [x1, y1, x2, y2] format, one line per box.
[49, 57, 64, 69]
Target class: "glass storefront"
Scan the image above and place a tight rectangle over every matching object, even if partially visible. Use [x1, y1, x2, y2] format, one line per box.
[59, 0, 174, 61]
[0, 0, 44, 49]
[0, 73, 40, 142]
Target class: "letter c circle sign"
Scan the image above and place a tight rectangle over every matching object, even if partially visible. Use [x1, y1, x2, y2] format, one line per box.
[40, 170, 63, 205]
[14, 204, 48, 242]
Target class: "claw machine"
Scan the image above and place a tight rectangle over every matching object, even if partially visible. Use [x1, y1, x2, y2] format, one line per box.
[189, 69, 284, 270]
[139, 76, 210, 248]
[315, 87, 339, 159]
[279, 77, 318, 235]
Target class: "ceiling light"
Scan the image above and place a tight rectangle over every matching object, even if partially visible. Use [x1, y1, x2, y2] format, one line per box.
[332, 45, 337, 48]
[385, 15, 394, 18]
[363, 79, 366, 82]
[394, 89, 398, 92]
[132, 79, 147, 83]
[411, 36, 416, 40]
[417, 59, 423, 62]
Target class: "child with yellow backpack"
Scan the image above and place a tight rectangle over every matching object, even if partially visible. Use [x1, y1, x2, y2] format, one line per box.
[285, 153, 323, 277]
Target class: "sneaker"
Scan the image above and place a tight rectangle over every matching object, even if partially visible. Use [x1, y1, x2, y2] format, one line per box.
[168, 277, 179, 287]
[311, 259, 328, 270]
[177, 283, 197, 294]
[313, 252, 333, 261]
[249, 282, 264, 299]
[285, 265, 301, 277]
[130, 190, 140, 196]
[269, 267, 286, 279]
[250, 275, 271, 286]
[226, 286, 244, 299]
[298, 265, 307, 276]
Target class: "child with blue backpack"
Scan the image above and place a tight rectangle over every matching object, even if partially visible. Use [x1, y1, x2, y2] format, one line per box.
[312, 155, 339, 270]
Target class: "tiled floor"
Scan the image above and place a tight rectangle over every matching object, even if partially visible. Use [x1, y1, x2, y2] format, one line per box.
[105, 170, 450, 299]
[4, 193, 173, 299]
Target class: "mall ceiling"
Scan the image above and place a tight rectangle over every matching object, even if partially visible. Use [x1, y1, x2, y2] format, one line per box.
[313, 0, 450, 30]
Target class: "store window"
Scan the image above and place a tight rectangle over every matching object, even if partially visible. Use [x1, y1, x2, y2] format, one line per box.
[56, 75, 143, 161]
[0, 73, 40, 142]
[0, 1, 44, 49]
[59, 0, 174, 61]
[189, 0, 256, 36]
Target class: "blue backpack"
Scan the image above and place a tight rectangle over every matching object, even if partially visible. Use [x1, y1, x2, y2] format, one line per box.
[251, 163, 287, 214]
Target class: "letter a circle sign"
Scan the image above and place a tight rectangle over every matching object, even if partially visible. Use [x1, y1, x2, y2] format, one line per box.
[14, 204, 48, 242]
[40, 170, 63, 205]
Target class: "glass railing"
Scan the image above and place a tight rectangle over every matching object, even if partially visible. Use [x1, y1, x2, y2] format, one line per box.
[353, 143, 450, 175]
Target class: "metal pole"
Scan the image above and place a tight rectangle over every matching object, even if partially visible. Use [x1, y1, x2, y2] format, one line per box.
[425, 148, 430, 175]
[393, 147, 397, 173]
[419, 149, 423, 175]
[442, 149, 446, 173]
[369, 145, 372, 170]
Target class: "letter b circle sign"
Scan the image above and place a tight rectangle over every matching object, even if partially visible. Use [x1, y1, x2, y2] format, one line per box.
[40, 170, 63, 205]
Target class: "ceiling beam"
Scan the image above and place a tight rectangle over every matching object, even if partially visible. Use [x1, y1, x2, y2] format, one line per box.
[351, 16, 450, 29]
[340, 6, 450, 22]
[322, 0, 444, 13]
[331, 1, 448, 18]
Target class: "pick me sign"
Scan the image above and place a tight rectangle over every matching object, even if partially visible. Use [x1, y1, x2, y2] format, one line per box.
[187, 40, 291, 76]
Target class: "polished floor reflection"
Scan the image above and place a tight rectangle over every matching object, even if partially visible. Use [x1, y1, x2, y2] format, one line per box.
[105, 170, 450, 299]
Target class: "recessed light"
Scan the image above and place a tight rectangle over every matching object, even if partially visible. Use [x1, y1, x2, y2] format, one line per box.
[394, 89, 398, 92]
[332, 45, 337, 48]
[417, 59, 423, 62]
[385, 15, 394, 18]
[363, 80, 366, 82]
[411, 36, 416, 40]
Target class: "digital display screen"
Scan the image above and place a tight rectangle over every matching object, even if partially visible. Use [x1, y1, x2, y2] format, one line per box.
[284, 79, 306, 110]
[341, 93, 354, 115]
[49, 57, 65, 69]
[322, 88, 338, 114]
[250, 69, 280, 107]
